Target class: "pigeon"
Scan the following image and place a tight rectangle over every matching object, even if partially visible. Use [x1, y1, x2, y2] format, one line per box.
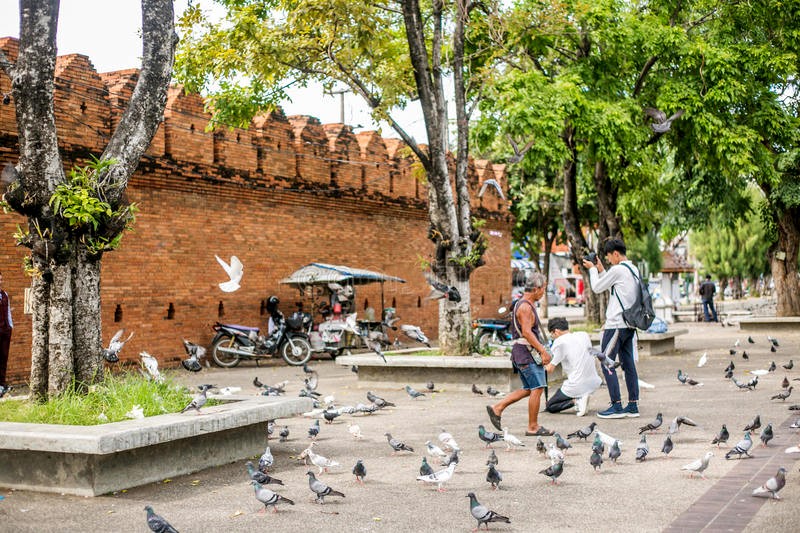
[733, 376, 757, 390]
[725, 432, 753, 459]
[307, 444, 340, 474]
[258, 446, 274, 472]
[278, 425, 290, 442]
[246, 461, 283, 486]
[698, 352, 708, 368]
[734, 339, 741, 348]
[567, 421, 597, 441]
[420, 457, 434, 476]
[426, 381, 436, 392]
[547, 443, 565, 465]
[768, 336, 780, 347]
[139, 352, 162, 382]
[712, 425, 730, 447]
[760, 424, 774, 447]
[425, 274, 461, 302]
[439, 449, 456, 467]
[352, 459, 367, 485]
[180, 340, 207, 372]
[590, 449, 604, 471]
[668, 416, 698, 435]
[539, 460, 564, 484]
[308, 419, 320, 439]
[345, 422, 362, 440]
[536, 437, 546, 455]
[724, 361, 735, 373]
[405, 385, 426, 399]
[472, 384, 484, 395]
[438, 429, 460, 451]
[323, 409, 341, 424]
[752, 467, 787, 499]
[555, 433, 572, 453]
[362, 334, 387, 363]
[385, 433, 415, 454]
[426, 440, 448, 458]
[744, 415, 761, 432]
[661, 435, 674, 457]
[144, 505, 178, 533]
[467, 492, 511, 530]
[724, 368, 734, 380]
[357, 403, 379, 415]
[306, 471, 345, 503]
[478, 425, 503, 448]
[748, 336, 755, 343]
[589, 347, 621, 371]
[102, 329, 134, 363]
[0, 384, 12, 398]
[730, 349, 737, 356]
[608, 440, 622, 463]
[478, 178, 506, 200]
[416, 462, 456, 491]
[487, 448, 498, 467]
[770, 345, 777, 353]
[791, 404, 800, 410]
[180, 384, 215, 414]
[486, 386, 503, 397]
[591, 433, 605, 455]
[742, 351, 749, 360]
[635, 435, 649, 462]
[304, 373, 319, 392]
[677, 370, 688, 384]
[486, 463, 503, 489]
[769, 361, 777, 372]
[644, 107, 685, 133]
[251, 480, 294, 513]
[677, 370, 701, 386]
[682, 452, 714, 479]
[783, 360, 794, 370]
[400, 324, 431, 347]
[215, 254, 243, 292]
[638, 413, 663, 434]
[366, 391, 395, 408]
[596, 430, 623, 448]
[782, 377, 791, 389]
[771, 387, 793, 401]
[502, 427, 525, 450]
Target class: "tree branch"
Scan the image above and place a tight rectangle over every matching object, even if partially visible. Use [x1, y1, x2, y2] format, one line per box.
[632, 55, 658, 97]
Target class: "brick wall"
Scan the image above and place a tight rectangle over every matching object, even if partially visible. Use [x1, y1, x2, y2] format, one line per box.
[0, 38, 513, 383]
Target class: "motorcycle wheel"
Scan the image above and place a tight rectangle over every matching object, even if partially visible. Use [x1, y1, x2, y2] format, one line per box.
[281, 336, 313, 366]
[211, 336, 241, 368]
[477, 332, 495, 351]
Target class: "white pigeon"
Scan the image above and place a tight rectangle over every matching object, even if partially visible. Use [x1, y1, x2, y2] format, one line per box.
[426, 440, 448, 458]
[139, 352, 162, 382]
[697, 352, 708, 368]
[307, 445, 340, 474]
[302, 408, 326, 419]
[416, 462, 456, 492]
[400, 324, 431, 347]
[438, 430, 460, 452]
[215, 254, 244, 292]
[547, 443, 565, 465]
[478, 178, 505, 200]
[213, 386, 241, 396]
[348, 423, 363, 440]
[785, 445, 800, 454]
[125, 404, 144, 419]
[734, 339, 741, 347]
[259, 446, 274, 471]
[638, 379, 655, 390]
[323, 395, 336, 406]
[502, 427, 525, 450]
[749, 369, 769, 376]
[596, 430, 623, 448]
[681, 451, 714, 479]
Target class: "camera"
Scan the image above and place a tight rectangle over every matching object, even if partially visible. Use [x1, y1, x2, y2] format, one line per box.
[584, 252, 597, 264]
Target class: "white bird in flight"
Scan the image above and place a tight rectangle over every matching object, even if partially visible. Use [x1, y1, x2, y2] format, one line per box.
[215, 255, 243, 292]
[478, 178, 505, 200]
[139, 351, 163, 382]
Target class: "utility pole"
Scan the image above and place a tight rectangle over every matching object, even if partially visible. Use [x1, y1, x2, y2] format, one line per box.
[326, 87, 349, 123]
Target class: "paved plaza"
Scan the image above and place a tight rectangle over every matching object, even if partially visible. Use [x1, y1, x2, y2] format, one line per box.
[0, 320, 798, 532]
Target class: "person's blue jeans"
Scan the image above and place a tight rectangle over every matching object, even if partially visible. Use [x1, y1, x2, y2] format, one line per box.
[702, 300, 718, 322]
[600, 328, 638, 404]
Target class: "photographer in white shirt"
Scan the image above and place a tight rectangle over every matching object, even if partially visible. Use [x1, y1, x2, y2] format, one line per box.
[544, 317, 601, 417]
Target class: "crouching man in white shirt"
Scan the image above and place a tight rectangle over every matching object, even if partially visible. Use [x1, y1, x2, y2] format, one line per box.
[544, 317, 601, 417]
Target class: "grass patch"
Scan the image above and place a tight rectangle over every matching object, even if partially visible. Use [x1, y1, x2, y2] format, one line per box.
[0, 372, 211, 425]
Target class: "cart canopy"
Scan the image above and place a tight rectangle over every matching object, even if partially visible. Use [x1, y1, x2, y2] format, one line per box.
[280, 263, 406, 286]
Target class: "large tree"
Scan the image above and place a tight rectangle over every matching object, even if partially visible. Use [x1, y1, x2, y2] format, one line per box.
[0, 0, 176, 399]
[175, 0, 499, 353]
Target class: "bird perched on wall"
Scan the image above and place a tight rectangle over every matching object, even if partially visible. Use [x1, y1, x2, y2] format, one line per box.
[425, 274, 461, 303]
[144, 505, 178, 533]
[139, 352, 163, 382]
[102, 329, 134, 363]
[215, 254, 243, 292]
[400, 324, 431, 347]
[180, 384, 215, 414]
[478, 179, 506, 200]
[467, 492, 511, 530]
[180, 339, 207, 372]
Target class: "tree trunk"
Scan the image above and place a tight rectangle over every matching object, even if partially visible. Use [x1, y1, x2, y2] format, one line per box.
[73, 249, 103, 386]
[29, 270, 50, 401]
[47, 263, 74, 396]
[438, 273, 471, 354]
[771, 209, 800, 316]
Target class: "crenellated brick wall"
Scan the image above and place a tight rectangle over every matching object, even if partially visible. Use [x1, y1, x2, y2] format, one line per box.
[0, 37, 513, 384]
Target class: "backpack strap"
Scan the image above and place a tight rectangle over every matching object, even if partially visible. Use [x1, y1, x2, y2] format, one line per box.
[612, 262, 639, 311]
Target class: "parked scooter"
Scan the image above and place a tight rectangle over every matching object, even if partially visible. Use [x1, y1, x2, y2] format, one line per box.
[210, 296, 313, 367]
[472, 306, 512, 350]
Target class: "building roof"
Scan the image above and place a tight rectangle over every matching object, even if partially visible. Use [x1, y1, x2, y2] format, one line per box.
[661, 250, 695, 273]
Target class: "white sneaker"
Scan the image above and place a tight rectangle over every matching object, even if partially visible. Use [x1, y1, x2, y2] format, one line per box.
[575, 394, 589, 417]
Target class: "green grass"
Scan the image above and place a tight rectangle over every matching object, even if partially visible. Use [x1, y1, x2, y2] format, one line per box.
[0, 372, 206, 425]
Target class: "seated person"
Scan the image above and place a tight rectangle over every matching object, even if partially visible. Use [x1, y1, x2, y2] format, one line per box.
[543, 317, 602, 417]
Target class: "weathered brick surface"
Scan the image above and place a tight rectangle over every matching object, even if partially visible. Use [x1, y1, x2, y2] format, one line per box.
[0, 38, 512, 383]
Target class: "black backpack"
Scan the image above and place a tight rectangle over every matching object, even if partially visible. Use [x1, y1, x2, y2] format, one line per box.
[613, 263, 656, 331]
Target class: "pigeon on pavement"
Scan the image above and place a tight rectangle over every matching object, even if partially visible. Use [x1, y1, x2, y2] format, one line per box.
[760, 424, 774, 447]
[486, 463, 503, 489]
[547, 443, 565, 465]
[426, 440, 447, 458]
[698, 352, 708, 368]
[536, 437, 546, 455]
[258, 446, 274, 472]
[502, 427, 525, 450]
[145, 505, 178, 533]
[416, 462, 456, 491]
[681, 452, 713, 479]
[591, 433, 605, 455]
[725, 432, 753, 459]
[744, 415, 761, 432]
[486, 386, 503, 397]
[467, 492, 511, 530]
[771, 387, 793, 401]
[567, 421, 597, 441]
[352, 459, 367, 485]
[752, 467, 787, 499]
[279, 426, 289, 442]
[783, 360, 794, 370]
[215, 255, 243, 292]
[439, 429, 460, 451]
[555, 433, 572, 453]
[385, 432, 415, 454]
[405, 385, 426, 399]
[367, 391, 395, 408]
[180, 384, 215, 414]
[246, 461, 283, 486]
[307, 443, 340, 474]
[590, 449, 604, 471]
[308, 419, 320, 439]
[251, 480, 294, 513]
[635, 435, 649, 462]
[639, 413, 663, 434]
[596, 430, 623, 448]
[661, 435, 674, 457]
[609, 440, 622, 463]
[539, 460, 564, 484]
[487, 449, 498, 467]
[712, 425, 730, 447]
[472, 384, 484, 395]
[478, 425, 504, 448]
[420, 457, 434, 476]
[306, 471, 345, 503]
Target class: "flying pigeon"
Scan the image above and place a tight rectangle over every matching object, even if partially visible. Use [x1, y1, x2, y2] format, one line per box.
[783, 360, 794, 370]
[567, 422, 597, 441]
[144, 505, 178, 533]
[486, 463, 503, 489]
[180, 339, 207, 372]
[467, 492, 511, 530]
[385, 432, 415, 454]
[405, 385, 426, 399]
[472, 384, 484, 395]
[478, 425, 503, 448]
[645, 107, 685, 133]
[306, 471, 345, 503]
[635, 435, 649, 462]
[760, 424, 774, 447]
[245, 461, 283, 486]
[639, 413, 663, 434]
[608, 440, 622, 463]
[251, 480, 294, 513]
[416, 462, 456, 491]
[752, 467, 787, 499]
[502, 427, 525, 450]
[589, 346, 621, 371]
[478, 178, 506, 200]
[180, 384, 215, 414]
[681, 452, 714, 479]
[361, 334, 387, 363]
[725, 432, 753, 459]
[215, 254, 243, 292]
[712, 425, 730, 447]
[771, 387, 793, 401]
[590, 449, 604, 471]
[744, 415, 761, 432]
[352, 459, 367, 485]
[139, 352, 162, 382]
[420, 457, 434, 476]
[668, 416, 698, 435]
[539, 460, 564, 484]
[102, 329, 134, 363]
[661, 435, 674, 457]
[366, 391, 395, 408]
[400, 324, 431, 347]
[425, 274, 461, 302]
[698, 352, 708, 368]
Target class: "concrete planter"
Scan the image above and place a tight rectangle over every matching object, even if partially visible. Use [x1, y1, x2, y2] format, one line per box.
[0, 395, 312, 496]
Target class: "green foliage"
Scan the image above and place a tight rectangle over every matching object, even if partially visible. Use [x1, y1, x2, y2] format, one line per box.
[0, 372, 208, 425]
[626, 230, 663, 277]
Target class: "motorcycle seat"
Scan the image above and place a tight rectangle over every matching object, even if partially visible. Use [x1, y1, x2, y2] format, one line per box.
[219, 323, 260, 333]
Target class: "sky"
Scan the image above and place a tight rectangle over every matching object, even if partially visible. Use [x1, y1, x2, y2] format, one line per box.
[0, 1, 428, 140]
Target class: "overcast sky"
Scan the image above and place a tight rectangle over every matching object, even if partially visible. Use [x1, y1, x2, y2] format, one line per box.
[0, 1, 428, 140]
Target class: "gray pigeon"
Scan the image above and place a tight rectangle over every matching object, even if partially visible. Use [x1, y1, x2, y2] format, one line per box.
[441, 449, 460, 467]
[405, 385, 426, 399]
[668, 415, 698, 435]
[711, 425, 729, 447]
[472, 383, 484, 395]
[590, 449, 604, 471]
[467, 492, 510, 530]
[539, 460, 564, 484]
[306, 471, 345, 504]
[420, 457, 434, 476]
[608, 440, 622, 463]
[145, 505, 178, 533]
[279, 426, 290, 442]
[478, 425, 503, 448]
[536, 437, 546, 455]
[645, 107, 685, 133]
[725, 432, 753, 459]
[752, 467, 787, 499]
[555, 433, 572, 452]
[366, 391, 395, 408]
[308, 419, 320, 439]
[258, 446, 273, 472]
[251, 480, 294, 513]
[639, 413, 663, 434]
[635, 435, 649, 462]
[103, 329, 134, 363]
[361, 334, 387, 363]
[591, 433, 605, 455]
[743, 415, 761, 432]
[567, 421, 597, 441]
[771, 387, 793, 401]
[487, 448, 498, 467]
[245, 461, 283, 486]
[760, 424, 774, 447]
[385, 432, 414, 454]
[352, 459, 367, 484]
[661, 435, 674, 457]
[180, 384, 214, 414]
[486, 463, 503, 489]
[486, 386, 502, 397]
[400, 324, 431, 347]
[783, 360, 793, 370]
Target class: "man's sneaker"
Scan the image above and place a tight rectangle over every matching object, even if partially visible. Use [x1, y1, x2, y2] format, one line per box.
[597, 402, 625, 419]
[623, 403, 640, 418]
[575, 394, 590, 417]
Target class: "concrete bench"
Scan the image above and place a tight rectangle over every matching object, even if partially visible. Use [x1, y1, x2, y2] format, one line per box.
[673, 311, 699, 323]
[589, 329, 688, 356]
[0, 395, 312, 496]
[335, 354, 563, 392]
[738, 316, 800, 333]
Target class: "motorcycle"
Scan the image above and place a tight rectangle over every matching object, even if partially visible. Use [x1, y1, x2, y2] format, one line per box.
[210, 310, 313, 367]
[472, 306, 512, 350]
